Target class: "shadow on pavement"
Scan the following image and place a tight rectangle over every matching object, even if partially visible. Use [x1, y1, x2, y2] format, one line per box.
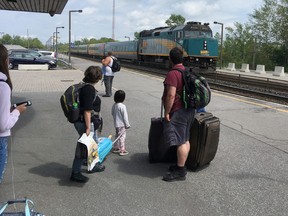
[28, 162, 86, 188]
[112, 152, 169, 179]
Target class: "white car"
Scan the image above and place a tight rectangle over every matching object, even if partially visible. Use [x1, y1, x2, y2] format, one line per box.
[38, 50, 56, 58]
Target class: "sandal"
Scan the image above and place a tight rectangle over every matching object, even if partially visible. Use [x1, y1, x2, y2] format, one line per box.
[119, 150, 129, 156]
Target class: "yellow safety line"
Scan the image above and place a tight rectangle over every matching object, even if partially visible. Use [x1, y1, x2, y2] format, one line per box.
[213, 92, 288, 113]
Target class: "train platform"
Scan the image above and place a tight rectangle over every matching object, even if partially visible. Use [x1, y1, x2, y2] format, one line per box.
[0, 58, 288, 216]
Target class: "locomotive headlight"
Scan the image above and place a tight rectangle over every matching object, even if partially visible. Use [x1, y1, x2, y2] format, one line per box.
[203, 40, 207, 50]
[196, 58, 199, 61]
[210, 59, 213, 62]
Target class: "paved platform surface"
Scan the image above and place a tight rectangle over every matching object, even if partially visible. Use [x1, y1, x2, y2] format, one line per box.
[0, 59, 288, 216]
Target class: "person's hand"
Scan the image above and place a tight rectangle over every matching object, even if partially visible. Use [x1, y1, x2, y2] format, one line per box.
[165, 113, 170, 122]
[16, 104, 27, 114]
[86, 128, 90, 136]
[125, 126, 131, 129]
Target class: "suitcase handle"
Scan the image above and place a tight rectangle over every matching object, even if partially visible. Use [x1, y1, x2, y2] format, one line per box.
[161, 102, 163, 119]
[0, 198, 34, 216]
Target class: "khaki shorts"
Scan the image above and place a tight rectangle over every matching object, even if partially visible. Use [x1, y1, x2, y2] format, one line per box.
[163, 108, 195, 146]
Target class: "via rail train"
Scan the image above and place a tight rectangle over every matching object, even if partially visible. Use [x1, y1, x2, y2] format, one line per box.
[71, 21, 218, 70]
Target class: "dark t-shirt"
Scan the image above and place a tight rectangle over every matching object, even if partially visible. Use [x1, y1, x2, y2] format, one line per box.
[79, 84, 101, 114]
[162, 64, 184, 113]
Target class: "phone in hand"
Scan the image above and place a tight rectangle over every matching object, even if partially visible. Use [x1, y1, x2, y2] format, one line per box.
[12, 100, 32, 108]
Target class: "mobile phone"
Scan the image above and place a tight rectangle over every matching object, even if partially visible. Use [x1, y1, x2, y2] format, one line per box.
[12, 100, 32, 108]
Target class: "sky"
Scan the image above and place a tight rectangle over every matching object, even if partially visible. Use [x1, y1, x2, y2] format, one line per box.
[0, 0, 264, 46]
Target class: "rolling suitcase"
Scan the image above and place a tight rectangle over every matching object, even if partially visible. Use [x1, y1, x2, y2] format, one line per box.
[148, 104, 177, 163]
[98, 137, 113, 163]
[186, 112, 220, 170]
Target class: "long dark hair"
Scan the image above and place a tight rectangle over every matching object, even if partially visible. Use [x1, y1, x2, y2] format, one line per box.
[0, 44, 12, 89]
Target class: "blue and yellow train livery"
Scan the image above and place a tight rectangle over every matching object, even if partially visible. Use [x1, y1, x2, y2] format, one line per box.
[70, 21, 218, 71]
[105, 41, 138, 61]
[138, 21, 218, 69]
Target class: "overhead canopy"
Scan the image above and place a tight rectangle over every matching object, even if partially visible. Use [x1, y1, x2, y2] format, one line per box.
[0, 0, 68, 16]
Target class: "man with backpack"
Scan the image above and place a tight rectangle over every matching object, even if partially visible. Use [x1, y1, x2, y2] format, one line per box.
[101, 51, 118, 97]
[161, 47, 195, 182]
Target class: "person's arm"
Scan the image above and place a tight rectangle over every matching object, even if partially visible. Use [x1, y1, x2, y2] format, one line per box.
[164, 85, 176, 122]
[102, 56, 111, 66]
[122, 105, 130, 129]
[83, 110, 92, 136]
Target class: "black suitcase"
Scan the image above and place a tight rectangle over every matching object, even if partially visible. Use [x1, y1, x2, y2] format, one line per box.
[186, 112, 220, 170]
[148, 104, 177, 163]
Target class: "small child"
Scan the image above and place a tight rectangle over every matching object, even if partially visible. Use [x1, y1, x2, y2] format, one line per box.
[111, 90, 131, 156]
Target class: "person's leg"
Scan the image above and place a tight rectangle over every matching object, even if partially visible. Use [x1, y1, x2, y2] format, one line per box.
[118, 127, 128, 156]
[70, 122, 89, 183]
[103, 76, 109, 96]
[162, 108, 194, 182]
[112, 127, 121, 152]
[0, 137, 8, 183]
[177, 141, 190, 167]
[109, 76, 114, 96]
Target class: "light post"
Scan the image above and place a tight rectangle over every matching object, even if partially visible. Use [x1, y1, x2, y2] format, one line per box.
[53, 31, 59, 51]
[55, 26, 64, 59]
[124, 36, 130, 41]
[69, 9, 82, 67]
[214, 21, 224, 69]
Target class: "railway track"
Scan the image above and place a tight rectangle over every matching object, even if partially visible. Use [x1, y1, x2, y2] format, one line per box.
[72, 55, 288, 105]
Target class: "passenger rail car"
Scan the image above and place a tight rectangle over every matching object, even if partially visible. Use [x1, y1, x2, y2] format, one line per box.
[70, 21, 218, 71]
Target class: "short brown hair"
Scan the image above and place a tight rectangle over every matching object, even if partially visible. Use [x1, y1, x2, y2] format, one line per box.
[169, 47, 183, 64]
[83, 66, 102, 84]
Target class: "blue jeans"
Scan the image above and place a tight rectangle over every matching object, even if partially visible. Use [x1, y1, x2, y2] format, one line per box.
[71, 122, 98, 174]
[0, 137, 8, 183]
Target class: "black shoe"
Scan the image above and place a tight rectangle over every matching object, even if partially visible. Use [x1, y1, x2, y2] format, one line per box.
[70, 172, 89, 183]
[102, 95, 111, 97]
[163, 167, 187, 182]
[168, 164, 187, 174]
[87, 162, 105, 173]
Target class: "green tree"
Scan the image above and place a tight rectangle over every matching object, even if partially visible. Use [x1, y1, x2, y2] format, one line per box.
[134, 32, 139, 40]
[165, 14, 185, 27]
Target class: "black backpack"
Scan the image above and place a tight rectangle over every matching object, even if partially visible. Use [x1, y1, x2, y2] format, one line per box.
[60, 83, 100, 123]
[175, 68, 211, 109]
[109, 56, 121, 72]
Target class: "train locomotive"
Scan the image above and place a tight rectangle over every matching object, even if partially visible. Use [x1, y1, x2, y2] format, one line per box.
[71, 21, 218, 71]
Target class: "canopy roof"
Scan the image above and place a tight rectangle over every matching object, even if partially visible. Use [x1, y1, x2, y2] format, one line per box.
[0, 0, 68, 16]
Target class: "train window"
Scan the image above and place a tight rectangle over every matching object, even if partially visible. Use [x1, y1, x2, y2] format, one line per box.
[177, 31, 183, 39]
[184, 31, 198, 38]
[199, 31, 212, 37]
[154, 32, 160, 36]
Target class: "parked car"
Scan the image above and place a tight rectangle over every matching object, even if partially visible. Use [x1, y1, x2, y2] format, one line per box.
[9, 49, 57, 62]
[38, 50, 56, 58]
[8, 51, 57, 70]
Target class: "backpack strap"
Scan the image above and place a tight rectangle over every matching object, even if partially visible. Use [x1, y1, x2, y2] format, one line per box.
[108, 56, 115, 69]
[174, 67, 192, 92]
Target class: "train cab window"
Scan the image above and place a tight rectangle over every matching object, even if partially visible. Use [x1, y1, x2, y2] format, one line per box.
[199, 31, 212, 37]
[184, 31, 198, 38]
[177, 31, 183, 40]
[154, 32, 160, 36]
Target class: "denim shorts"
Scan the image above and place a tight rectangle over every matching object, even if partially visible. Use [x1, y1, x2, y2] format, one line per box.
[163, 108, 195, 146]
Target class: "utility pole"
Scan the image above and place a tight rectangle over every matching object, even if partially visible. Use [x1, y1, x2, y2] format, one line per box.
[112, 0, 115, 40]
